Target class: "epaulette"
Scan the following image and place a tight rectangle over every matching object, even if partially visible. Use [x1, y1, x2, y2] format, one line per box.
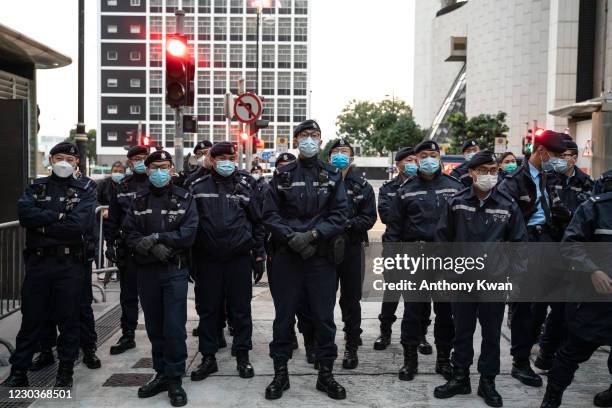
[590, 192, 612, 203]
[277, 160, 297, 173]
[442, 172, 462, 184]
[117, 177, 132, 193]
[170, 185, 189, 199]
[496, 188, 516, 203]
[400, 174, 418, 187]
[455, 186, 471, 197]
[321, 161, 340, 174]
[69, 176, 93, 190]
[190, 173, 211, 187]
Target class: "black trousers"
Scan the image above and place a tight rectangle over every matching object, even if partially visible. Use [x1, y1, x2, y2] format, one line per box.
[10, 255, 83, 369]
[269, 251, 337, 361]
[195, 254, 252, 355]
[379, 300, 431, 336]
[533, 302, 566, 355]
[401, 301, 453, 348]
[336, 241, 364, 344]
[118, 253, 139, 333]
[451, 302, 505, 376]
[137, 263, 188, 378]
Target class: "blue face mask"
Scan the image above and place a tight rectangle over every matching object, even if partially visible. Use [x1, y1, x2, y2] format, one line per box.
[418, 157, 440, 176]
[215, 160, 236, 177]
[404, 163, 418, 176]
[149, 168, 171, 188]
[551, 158, 569, 174]
[465, 152, 476, 161]
[111, 172, 125, 183]
[298, 137, 319, 158]
[133, 160, 146, 174]
[331, 153, 350, 170]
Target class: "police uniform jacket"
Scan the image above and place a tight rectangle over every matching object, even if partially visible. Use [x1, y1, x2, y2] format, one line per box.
[450, 161, 473, 188]
[105, 172, 150, 245]
[378, 176, 402, 225]
[547, 167, 593, 213]
[344, 169, 377, 244]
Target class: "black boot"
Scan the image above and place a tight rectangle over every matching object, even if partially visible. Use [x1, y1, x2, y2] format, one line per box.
[138, 373, 168, 398]
[30, 349, 55, 371]
[82, 347, 102, 369]
[534, 349, 554, 371]
[373, 323, 392, 351]
[190, 354, 218, 381]
[594, 384, 612, 408]
[1, 367, 29, 387]
[512, 360, 543, 387]
[54, 361, 74, 388]
[218, 329, 227, 349]
[316, 360, 346, 400]
[168, 376, 187, 407]
[435, 347, 453, 381]
[265, 358, 290, 400]
[433, 367, 471, 399]
[418, 336, 433, 355]
[236, 350, 254, 378]
[478, 376, 503, 407]
[342, 345, 359, 370]
[110, 330, 135, 355]
[541, 381, 564, 408]
[192, 327, 199, 337]
[398, 344, 418, 381]
[304, 335, 315, 364]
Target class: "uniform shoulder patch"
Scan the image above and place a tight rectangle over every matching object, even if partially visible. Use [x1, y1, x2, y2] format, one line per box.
[442, 173, 462, 185]
[171, 185, 189, 199]
[321, 161, 339, 174]
[400, 174, 417, 187]
[591, 192, 612, 203]
[496, 189, 516, 203]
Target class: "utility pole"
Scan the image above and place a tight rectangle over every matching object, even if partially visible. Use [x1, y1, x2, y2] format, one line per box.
[76, 0, 87, 175]
[248, 3, 263, 171]
[174, 10, 185, 171]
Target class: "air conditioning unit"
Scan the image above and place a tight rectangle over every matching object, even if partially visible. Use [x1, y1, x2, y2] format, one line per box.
[446, 36, 467, 62]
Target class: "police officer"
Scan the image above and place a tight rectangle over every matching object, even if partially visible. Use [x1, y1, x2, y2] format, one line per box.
[123, 150, 197, 407]
[433, 150, 528, 407]
[534, 138, 594, 371]
[105, 145, 150, 355]
[385, 140, 461, 382]
[327, 139, 376, 369]
[97, 161, 126, 206]
[1, 142, 96, 388]
[251, 165, 266, 191]
[451, 139, 481, 187]
[541, 171, 612, 408]
[375, 147, 433, 355]
[189, 142, 261, 381]
[263, 119, 348, 400]
[497, 129, 568, 388]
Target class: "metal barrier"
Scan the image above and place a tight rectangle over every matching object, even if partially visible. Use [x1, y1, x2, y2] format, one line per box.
[0, 220, 25, 355]
[92, 205, 119, 303]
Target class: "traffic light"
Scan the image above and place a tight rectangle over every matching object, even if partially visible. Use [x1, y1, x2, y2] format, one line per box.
[523, 129, 534, 155]
[165, 34, 194, 107]
[140, 135, 151, 147]
[248, 120, 269, 154]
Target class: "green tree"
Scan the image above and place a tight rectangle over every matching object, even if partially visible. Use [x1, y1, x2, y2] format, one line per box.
[446, 111, 509, 154]
[66, 128, 97, 165]
[336, 99, 423, 155]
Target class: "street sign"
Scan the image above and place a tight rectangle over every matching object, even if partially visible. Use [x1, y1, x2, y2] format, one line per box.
[224, 93, 235, 120]
[494, 136, 507, 154]
[234, 92, 263, 124]
[261, 151, 273, 161]
[583, 140, 593, 157]
[276, 135, 289, 153]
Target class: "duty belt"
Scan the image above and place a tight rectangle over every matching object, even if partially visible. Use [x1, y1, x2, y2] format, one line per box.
[28, 245, 85, 261]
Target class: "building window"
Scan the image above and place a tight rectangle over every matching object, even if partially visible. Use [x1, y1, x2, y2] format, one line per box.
[278, 72, 291, 95]
[230, 17, 243, 41]
[150, 16, 163, 39]
[107, 131, 118, 141]
[150, 97, 163, 120]
[293, 99, 306, 122]
[213, 71, 227, 94]
[279, 0, 291, 14]
[184, 17, 195, 40]
[197, 71, 211, 94]
[166, 15, 176, 34]
[107, 78, 118, 88]
[230, 0, 243, 13]
[198, 44, 211, 67]
[130, 105, 141, 115]
[107, 0, 117, 6]
[214, 17, 227, 41]
[246, 44, 257, 68]
[262, 72, 275, 96]
[278, 18, 291, 41]
[199, 0, 211, 13]
[246, 17, 257, 41]
[294, 18, 307, 42]
[107, 50, 118, 61]
[278, 45, 291, 69]
[295, 0, 307, 14]
[213, 44, 226, 68]
[150, 43, 162, 67]
[277, 99, 290, 122]
[165, 123, 175, 146]
[107, 105, 118, 115]
[214, 0, 227, 13]
[183, 0, 195, 13]
[294, 71, 307, 95]
[150, 124, 162, 144]
[229, 71, 241, 94]
[150, 71, 162, 93]
[213, 98, 225, 121]
[262, 20, 275, 42]
[213, 124, 226, 142]
[262, 98, 275, 121]
[107, 25, 118, 34]
[246, 71, 257, 92]
[166, 0, 178, 13]
[261, 127, 274, 149]
[262, 45, 275, 68]
[130, 51, 141, 61]
[197, 99, 211, 121]
[198, 17, 211, 41]
[294, 44, 307, 69]
[230, 44, 243, 68]
[130, 25, 141, 34]
[130, 78, 141, 88]
[130, 0, 141, 6]
[150, 0, 162, 12]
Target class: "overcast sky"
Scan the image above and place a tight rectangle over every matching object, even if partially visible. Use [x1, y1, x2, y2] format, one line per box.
[2, 0, 414, 142]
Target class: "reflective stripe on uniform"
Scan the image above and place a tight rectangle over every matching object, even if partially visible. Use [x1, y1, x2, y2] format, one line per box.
[193, 193, 220, 198]
[570, 186, 583, 192]
[519, 195, 531, 202]
[133, 209, 153, 216]
[401, 191, 428, 199]
[435, 189, 458, 195]
[485, 208, 510, 216]
[161, 209, 186, 215]
[228, 194, 250, 202]
[386, 192, 396, 197]
[594, 229, 612, 235]
[452, 204, 476, 212]
[117, 192, 137, 198]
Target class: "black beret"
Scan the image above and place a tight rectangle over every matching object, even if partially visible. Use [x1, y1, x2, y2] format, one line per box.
[50, 142, 79, 157]
[395, 147, 415, 162]
[210, 141, 236, 158]
[251, 165, 263, 172]
[194, 140, 213, 154]
[565, 140, 578, 151]
[462, 139, 480, 152]
[275, 152, 296, 167]
[328, 138, 353, 157]
[467, 150, 497, 169]
[127, 145, 149, 159]
[144, 150, 173, 166]
[535, 130, 567, 154]
[414, 140, 440, 154]
[293, 119, 321, 138]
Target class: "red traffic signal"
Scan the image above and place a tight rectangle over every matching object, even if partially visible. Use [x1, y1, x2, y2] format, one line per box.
[141, 135, 151, 146]
[167, 37, 187, 57]
[240, 131, 249, 142]
[166, 34, 194, 108]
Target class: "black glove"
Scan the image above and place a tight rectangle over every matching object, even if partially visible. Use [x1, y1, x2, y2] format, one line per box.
[287, 230, 317, 253]
[105, 245, 118, 264]
[135, 234, 158, 256]
[301, 244, 317, 260]
[252, 258, 265, 283]
[150, 244, 172, 262]
[551, 205, 572, 223]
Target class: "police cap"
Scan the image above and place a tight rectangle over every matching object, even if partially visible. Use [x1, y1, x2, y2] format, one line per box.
[210, 141, 236, 158]
[462, 139, 480, 152]
[50, 142, 79, 157]
[328, 138, 353, 157]
[293, 119, 321, 138]
[127, 145, 149, 159]
[194, 140, 213, 154]
[535, 130, 567, 154]
[395, 147, 415, 162]
[251, 165, 263, 172]
[275, 152, 296, 167]
[565, 140, 578, 152]
[467, 150, 497, 169]
[414, 140, 440, 154]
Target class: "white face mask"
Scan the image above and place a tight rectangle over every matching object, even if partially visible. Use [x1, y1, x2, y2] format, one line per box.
[52, 160, 75, 178]
[474, 174, 498, 192]
[252, 173, 261, 181]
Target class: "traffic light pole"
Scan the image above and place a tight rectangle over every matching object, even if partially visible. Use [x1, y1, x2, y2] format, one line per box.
[174, 10, 185, 171]
[75, 0, 87, 175]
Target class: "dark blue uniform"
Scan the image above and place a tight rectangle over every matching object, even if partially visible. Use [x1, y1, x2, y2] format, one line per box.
[263, 156, 348, 362]
[450, 162, 473, 188]
[123, 183, 197, 378]
[435, 187, 527, 377]
[105, 172, 149, 338]
[542, 191, 612, 406]
[10, 174, 96, 370]
[189, 170, 262, 356]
